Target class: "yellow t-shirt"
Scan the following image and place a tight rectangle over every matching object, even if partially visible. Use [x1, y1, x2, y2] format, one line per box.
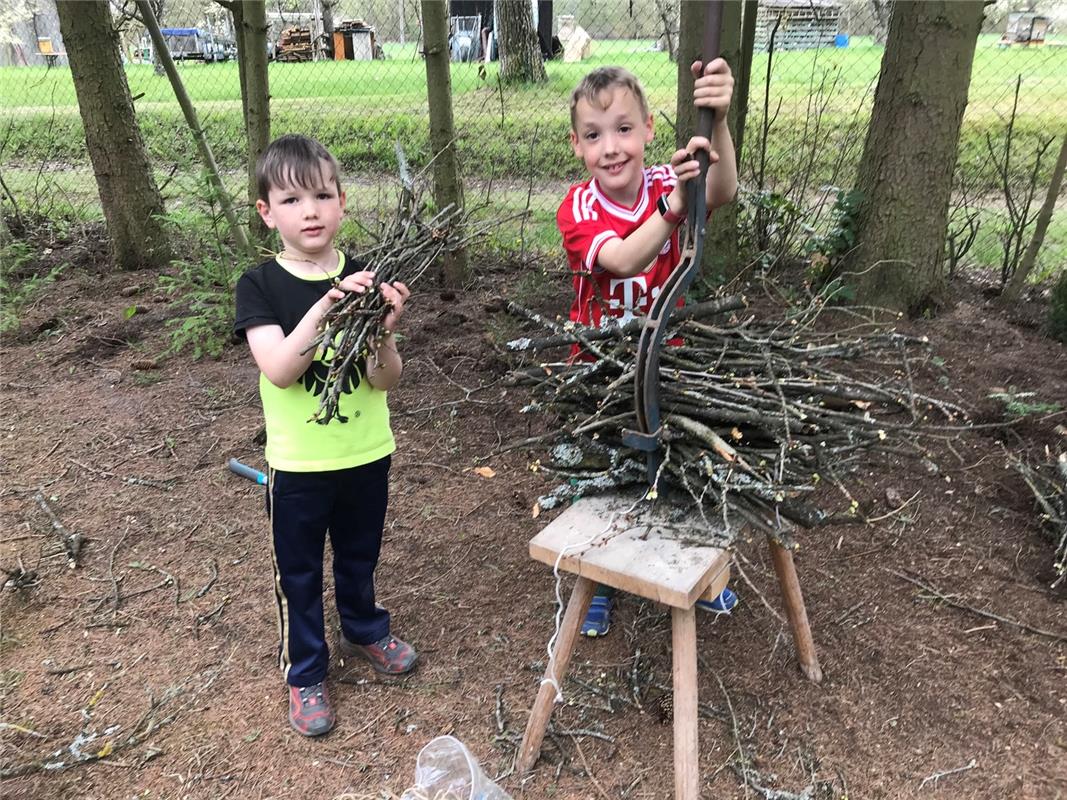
[234, 252, 396, 472]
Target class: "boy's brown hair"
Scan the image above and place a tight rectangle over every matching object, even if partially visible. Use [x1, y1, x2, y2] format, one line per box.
[569, 66, 650, 130]
[256, 134, 342, 203]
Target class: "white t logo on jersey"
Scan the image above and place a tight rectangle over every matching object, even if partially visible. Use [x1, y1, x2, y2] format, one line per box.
[608, 276, 650, 324]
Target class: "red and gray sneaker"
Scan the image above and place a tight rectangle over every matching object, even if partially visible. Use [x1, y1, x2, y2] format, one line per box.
[288, 682, 335, 737]
[340, 632, 418, 675]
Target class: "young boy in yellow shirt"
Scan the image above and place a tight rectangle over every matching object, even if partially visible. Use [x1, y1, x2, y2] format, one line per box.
[234, 135, 417, 735]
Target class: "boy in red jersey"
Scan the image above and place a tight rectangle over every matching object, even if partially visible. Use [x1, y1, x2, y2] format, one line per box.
[557, 62, 739, 635]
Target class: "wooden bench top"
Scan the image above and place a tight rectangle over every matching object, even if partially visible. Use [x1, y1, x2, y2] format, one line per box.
[529, 494, 731, 609]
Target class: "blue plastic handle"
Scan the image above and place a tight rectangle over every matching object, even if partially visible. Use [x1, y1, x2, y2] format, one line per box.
[228, 458, 267, 485]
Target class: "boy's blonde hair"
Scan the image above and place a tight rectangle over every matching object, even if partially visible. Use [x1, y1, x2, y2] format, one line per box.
[569, 66, 650, 130]
[256, 134, 342, 203]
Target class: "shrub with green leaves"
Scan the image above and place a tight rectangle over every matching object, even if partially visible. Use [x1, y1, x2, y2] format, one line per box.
[988, 387, 1063, 419]
[804, 188, 863, 280]
[0, 240, 68, 333]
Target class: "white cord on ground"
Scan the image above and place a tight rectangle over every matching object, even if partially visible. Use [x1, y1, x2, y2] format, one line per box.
[539, 495, 645, 703]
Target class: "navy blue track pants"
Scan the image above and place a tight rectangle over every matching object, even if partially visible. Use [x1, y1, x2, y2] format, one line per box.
[267, 456, 392, 686]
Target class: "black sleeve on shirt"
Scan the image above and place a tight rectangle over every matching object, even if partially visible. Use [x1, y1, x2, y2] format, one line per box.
[232, 254, 370, 341]
[233, 267, 279, 340]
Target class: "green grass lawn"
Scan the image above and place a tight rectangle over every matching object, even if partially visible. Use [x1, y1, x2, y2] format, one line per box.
[1, 34, 1064, 273]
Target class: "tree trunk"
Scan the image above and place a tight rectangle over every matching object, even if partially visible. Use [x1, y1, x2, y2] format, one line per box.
[1001, 134, 1067, 304]
[421, 0, 468, 286]
[498, 0, 547, 84]
[654, 0, 678, 61]
[1049, 267, 1067, 342]
[215, 1, 248, 129]
[241, 0, 270, 239]
[676, 1, 741, 280]
[138, 0, 252, 257]
[150, 0, 166, 75]
[735, 0, 758, 166]
[56, 0, 170, 270]
[702, 1, 742, 279]
[844, 1, 985, 314]
[322, 0, 337, 58]
[674, 0, 703, 150]
[870, 0, 890, 45]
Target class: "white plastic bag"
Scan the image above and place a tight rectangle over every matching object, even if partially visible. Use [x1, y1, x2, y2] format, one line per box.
[399, 735, 512, 800]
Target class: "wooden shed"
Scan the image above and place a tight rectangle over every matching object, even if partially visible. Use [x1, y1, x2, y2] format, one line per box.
[755, 0, 841, 51]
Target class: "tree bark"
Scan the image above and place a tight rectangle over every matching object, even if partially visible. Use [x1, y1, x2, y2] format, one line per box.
[1001, 134, 1067, 304]
[56, 0, 170, 270]
[702, 0, 742, 279]
[421, 0, 468, 286]
[870, 0, 890, 45]
[654, 0, 678, 61]
[674, 0, 703, 150]
[844, 1, 986, 314]
[735, 0, 758, 166]
[498, 0, 547, 84]
[677, 1, 741, 280]
[214, 1, 248, 131]
[241, 0, 271, 239]
[321, 0, 337, 58]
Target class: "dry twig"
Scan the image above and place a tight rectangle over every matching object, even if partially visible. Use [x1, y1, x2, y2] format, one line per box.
[506, 299, 964, 544]
[32, 490, 83, 566]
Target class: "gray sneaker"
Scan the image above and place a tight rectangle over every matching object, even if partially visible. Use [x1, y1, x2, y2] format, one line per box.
[288, 682, 335, 736]
[340, 632, 418, 675]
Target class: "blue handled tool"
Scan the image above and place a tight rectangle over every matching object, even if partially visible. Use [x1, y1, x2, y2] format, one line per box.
[228, 458, 267, 485]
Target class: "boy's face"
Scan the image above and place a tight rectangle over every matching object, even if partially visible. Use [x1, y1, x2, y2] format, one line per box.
[255, 160, 346, 259]
[570, 87, 654, 204]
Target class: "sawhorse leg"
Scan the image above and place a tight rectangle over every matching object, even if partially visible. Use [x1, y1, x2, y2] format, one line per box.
[769, 540, 822, 684]
[671, 605, 700, 800]
[517, 575, 596, 772]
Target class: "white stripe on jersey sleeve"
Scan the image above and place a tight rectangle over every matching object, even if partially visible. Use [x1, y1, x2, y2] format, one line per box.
[572, 186, 599, 222]
[585, 230, 619, 270]
[583, 188, 599, 221]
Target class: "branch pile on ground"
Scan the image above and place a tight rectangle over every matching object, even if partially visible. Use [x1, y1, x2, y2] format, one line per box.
[1009, 448, 1067, 587]
[304, 158, 502, 424]
[505, 297, 966, 545]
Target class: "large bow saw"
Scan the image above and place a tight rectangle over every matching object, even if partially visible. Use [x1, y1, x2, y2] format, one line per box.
[622, 0, 725, 489]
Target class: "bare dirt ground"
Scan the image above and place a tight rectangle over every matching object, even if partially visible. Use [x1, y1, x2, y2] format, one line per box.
[1, 243, 1065, 800]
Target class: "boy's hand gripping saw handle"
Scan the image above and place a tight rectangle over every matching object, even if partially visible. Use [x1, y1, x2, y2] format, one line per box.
[622, 0, 724, 489]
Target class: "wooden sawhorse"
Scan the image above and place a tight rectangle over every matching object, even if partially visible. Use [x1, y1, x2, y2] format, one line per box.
[516, 494, 821, 800]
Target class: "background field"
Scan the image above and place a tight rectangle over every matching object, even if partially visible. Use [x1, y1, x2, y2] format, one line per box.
[2, 14, 1065, 273]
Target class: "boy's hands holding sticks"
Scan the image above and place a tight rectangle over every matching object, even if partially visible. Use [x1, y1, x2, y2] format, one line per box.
[377, 280, 411, 334]
[364, 279, 409, 391]
[320, 269, 375, 308]
[318, 270, 410, 393]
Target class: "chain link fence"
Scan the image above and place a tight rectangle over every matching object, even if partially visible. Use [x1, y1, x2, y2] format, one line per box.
[1, 0, 1064, 279]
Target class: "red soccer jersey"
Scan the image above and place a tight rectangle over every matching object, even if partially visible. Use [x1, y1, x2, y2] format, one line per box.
[557, 165, 682, 330]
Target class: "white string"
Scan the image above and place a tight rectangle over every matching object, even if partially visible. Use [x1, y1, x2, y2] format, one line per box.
[539, 495, 646, 703]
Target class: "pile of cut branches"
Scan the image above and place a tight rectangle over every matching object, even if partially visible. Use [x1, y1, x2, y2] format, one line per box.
[305, 148, 506, 424]
[505, 295, 966, 544]
[1009, 444, 1067, 587]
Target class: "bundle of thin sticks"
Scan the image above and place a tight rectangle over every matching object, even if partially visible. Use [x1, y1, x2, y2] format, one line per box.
[303, 151, 501, 424]
[1009, 447, 1067, 587]
[505, 295, 967, 544]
